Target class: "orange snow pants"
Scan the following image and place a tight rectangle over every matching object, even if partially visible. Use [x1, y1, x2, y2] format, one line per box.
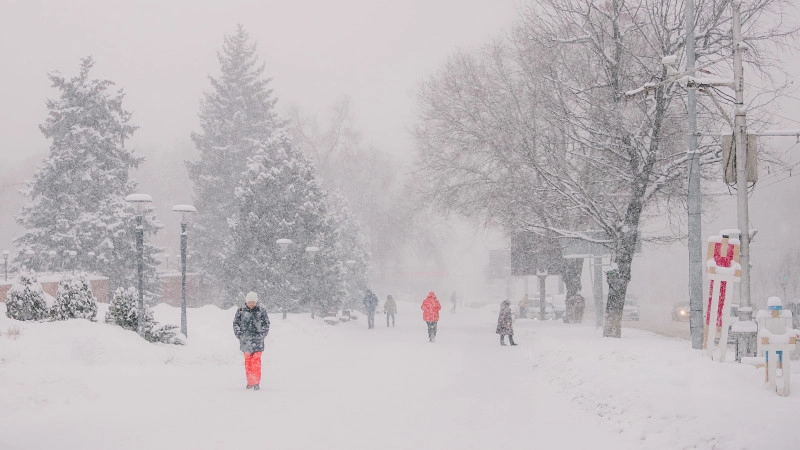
[244, 352, 262, 386]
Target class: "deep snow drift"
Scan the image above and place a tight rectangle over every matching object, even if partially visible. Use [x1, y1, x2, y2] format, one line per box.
[0, 299, 797, 449]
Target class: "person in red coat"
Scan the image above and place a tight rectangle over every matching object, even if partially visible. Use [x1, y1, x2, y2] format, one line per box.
[421, 291, 441, 342]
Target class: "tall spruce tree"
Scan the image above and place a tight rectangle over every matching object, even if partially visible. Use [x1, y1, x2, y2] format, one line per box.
[187, 25, 282, 295]
[14, 57, 162, 300]
[224, 131, 345, 315]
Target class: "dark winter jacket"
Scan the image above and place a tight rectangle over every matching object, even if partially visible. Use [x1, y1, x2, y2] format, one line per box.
[496, 300, 514, 335]
[363, 290, 379, 313]
[233, 304, 270, 353]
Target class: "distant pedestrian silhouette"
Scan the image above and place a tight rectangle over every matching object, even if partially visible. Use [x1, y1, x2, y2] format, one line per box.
[385, 294, 397, 327]
[363, 289, 379, 329]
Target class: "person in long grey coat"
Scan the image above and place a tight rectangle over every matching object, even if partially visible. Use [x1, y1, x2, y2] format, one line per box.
[496, 299, 517, 346]
[233, 291, 271, 390]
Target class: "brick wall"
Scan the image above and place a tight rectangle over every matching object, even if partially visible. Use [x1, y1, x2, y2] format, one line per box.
[0, 273, 110, 303]
[159, 272, 201, 307]
[0, 272, 198, 307]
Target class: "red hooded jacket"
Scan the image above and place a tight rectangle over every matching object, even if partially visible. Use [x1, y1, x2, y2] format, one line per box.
[421, 292, 441, 322]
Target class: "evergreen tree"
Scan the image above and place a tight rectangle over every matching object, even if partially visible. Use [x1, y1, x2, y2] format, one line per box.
[105, 287, 140, 331]
[188, 25, 283, 296]
[52, 273, 98, 321]
[325, 192, 369, 310]
[224, 131, 345, 315]
[105, 287, 183, 344]
[14, 57, 162, 300]
[5, 270, 49, 321]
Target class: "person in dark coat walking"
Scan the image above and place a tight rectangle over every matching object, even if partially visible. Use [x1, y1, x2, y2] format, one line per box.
[496, 299, 517, 346]
[421, 291, 441, 342]
[233, 291, 271, 390]
[363, 289, 379, 329]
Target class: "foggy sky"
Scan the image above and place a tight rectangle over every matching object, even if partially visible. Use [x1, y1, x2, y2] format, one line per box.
[2, 1, 799, 305]
[0, 0, 518, 253]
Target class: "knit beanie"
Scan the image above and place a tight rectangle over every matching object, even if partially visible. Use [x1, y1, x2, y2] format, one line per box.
[245, 291, 258, 304]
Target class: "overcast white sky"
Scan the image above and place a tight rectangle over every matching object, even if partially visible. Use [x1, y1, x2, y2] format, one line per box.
[0, 0, 520, 170]
[2, 1, 799, 303]
[0, 0, 521, 259]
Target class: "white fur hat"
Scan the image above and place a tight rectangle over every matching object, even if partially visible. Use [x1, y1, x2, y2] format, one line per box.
[245, 291, 258, 304]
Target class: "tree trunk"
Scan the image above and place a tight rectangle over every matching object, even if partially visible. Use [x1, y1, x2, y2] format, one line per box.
[603, 229, 638, 337]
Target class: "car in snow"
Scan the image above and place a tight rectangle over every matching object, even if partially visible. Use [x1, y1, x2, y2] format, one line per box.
[672, 301, 690, 321]
[522, 297, 556, 320]
[622, 298, 640, 321]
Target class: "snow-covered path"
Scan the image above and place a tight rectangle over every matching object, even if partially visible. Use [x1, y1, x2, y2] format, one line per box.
[2, 300, 798, 449]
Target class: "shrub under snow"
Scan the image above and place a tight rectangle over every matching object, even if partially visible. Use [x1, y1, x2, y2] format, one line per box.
[51, 274, 98, 321]
[5, 270, 49, 321]
[105, 287, 183, 345]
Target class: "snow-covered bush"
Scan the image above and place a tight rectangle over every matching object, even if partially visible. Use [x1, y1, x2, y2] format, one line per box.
[52, 274, 97, 321]
[105, 287, 183, 345]
[105, 287, 140, 331]
[145, 323, 184, 346]
[5, 270, 49, 321]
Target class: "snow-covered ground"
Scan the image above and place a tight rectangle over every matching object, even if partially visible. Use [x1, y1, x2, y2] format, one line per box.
[0, 298, 797, 449]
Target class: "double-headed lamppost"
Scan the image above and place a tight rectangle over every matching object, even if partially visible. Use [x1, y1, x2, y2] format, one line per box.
[2, 250, 9, 281]
[171, 204, 196, 337]
[126, 193, 152, 337]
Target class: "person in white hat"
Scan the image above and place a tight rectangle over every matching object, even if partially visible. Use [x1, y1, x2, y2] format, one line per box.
[232, 291, 270, 390]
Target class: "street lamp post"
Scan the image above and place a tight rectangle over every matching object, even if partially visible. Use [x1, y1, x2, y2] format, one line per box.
[172, 204, 196, 338]
[2, 250, 9, 281]
[305, 246, 319, 318]
[126, 193, 152, 338]
[276, 238, 292, 319]
[536, 269, 548, 320]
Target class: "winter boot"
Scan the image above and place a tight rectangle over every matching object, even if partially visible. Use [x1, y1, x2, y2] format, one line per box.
[246, 385, 253, 389]
[509, 336, 517, 346]
[500, 335, 507, 346]
[253, 384, 260, 391]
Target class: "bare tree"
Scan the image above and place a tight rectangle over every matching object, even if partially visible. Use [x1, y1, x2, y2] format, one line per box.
[415, 0, 797, 337]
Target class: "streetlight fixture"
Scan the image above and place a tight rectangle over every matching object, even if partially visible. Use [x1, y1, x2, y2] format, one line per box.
[171, 204, 196, 337]
[305, 246, 319, 318]
[126, 193, 152, 337]
[2, 250, 9, 281]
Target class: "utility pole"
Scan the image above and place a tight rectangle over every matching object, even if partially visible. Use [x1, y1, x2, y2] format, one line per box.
[685, 0, 704, 349]
[732, 0, 752, 309]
